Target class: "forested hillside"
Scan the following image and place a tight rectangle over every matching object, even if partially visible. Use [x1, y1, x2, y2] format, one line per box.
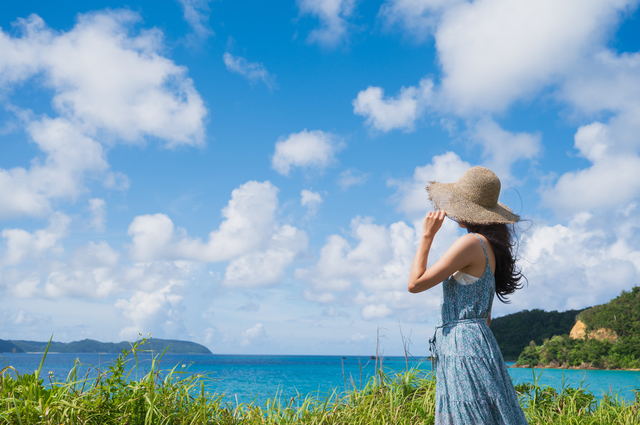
[516, 286, 640, 369]
[577, 286, 640, 337]
[490, 308, 586, 360]
[1, 338, 212, 355]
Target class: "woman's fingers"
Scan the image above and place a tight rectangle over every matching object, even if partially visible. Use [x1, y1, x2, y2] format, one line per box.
[422, 210, 446, 237]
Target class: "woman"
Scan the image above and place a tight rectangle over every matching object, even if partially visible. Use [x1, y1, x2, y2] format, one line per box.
[408, 166, 528, 424]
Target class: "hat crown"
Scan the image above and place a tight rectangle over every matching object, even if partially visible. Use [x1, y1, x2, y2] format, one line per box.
[453, 167, 501, 208]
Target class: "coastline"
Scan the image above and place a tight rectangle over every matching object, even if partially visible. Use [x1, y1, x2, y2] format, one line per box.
[510, 363, 640, 371]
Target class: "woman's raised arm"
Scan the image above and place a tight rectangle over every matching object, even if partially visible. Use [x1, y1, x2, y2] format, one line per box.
[408, 212, 479, 293]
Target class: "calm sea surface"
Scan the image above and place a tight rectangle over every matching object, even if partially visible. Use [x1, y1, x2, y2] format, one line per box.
[2, 353, 638, 404]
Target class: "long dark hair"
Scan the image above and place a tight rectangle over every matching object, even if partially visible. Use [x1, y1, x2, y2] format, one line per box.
[461, 222, 525, 303]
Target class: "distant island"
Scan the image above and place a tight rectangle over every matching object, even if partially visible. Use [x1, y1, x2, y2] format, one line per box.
[514, 286, 640, 370]
[0, 338, 212, 355]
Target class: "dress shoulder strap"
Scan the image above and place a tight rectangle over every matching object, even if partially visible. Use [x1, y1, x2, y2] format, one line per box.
[470, 233, 489, 267]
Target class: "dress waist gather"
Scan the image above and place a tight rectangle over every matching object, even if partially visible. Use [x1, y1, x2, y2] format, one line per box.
[429, 317, 488, 371]
[437, 317, 488, 329]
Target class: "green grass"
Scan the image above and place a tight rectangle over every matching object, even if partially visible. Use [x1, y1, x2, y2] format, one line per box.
[0, 339, 638, 424]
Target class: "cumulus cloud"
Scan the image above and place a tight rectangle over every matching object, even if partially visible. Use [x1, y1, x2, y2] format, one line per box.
[271, 130, 344, 176]
[296, 217, 415, 293]
[2, 11, 207, 146]
[0, 117, 109, 218]
[497, 207, 640, 316]
[0, 238, 121, 299]
[42, 241, 121, 299]
[297, 0, 357, 47]
[0, 10, 207, 218]
[47, 260, 199, 339]
[222, 225, 308, 287]
[353, 78, 434, 132]
[1, 212, 70, 266]
[128, 181, 308, 286]
[469, 118, 542, 180]
[378, 0, 461, 41]
[378, 0, 635, 114]
[541, 120, 640, 213]
[560, 49, 640, 116]
[177, 0, 213, 40]
[223, 52, 276, 89]
[116, 279, 186, 340]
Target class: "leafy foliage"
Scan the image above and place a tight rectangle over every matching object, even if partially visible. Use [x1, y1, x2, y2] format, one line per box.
[578, 286, 640, 337]
[0, 339, 638, 424]
[491, 308, 586, 360]
[516, 287, 640, 369]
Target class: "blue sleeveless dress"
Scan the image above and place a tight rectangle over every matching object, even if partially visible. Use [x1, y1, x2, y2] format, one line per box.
[430, 234, 528, 424]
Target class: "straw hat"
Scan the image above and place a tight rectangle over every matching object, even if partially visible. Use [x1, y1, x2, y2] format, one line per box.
[425, 166, 519, 224]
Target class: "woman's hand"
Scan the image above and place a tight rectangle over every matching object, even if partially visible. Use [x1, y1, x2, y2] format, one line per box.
[422, 210, 446, 238]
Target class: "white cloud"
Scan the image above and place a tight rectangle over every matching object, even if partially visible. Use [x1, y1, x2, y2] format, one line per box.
[353, 78, 434, 132]
[116, 280, 186, 340]
[470, 118, 542, 180]
[43, 241, 121, 298]
[128, 214, 177, 261]
[241, 323, 266, 346]
[361, 303, 393, 320]
[0, 117, 109, 218]
[296, 217, 416, 294]
[8, 11, 207, 146]
[129, 181, 281, 262]
[128, 181, 308, 286]
[177, 0, 213, 40]
[541, 120, 640, 213]
[351, 333, 365, 342]
[388, 151, 470, 220]
[271, 130, 344, 176]
[337, 169, 369, 190]
[113, 261, 203, 339]
[379, 0, 637, 116]
[223, 52, 276, 89]
[87, 198, 106, 232]
[0, 238, 122, 299]
[498, 208, 640, 316]
[297, 0, 357, 47]
[0, 11, 207, 218]
[378, 0, 462, 42]
[1, 212, 70, 266]
[301, 189, 323, 216]
[301, 189, 323, 207]
[432, 0, 632, 113]
[560, 50, 640, 116]
[222, 225, 308, 287]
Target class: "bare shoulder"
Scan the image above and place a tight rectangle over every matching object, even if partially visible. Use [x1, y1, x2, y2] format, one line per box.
[442, 233, 480, 258]
[451, 233, 480, 249]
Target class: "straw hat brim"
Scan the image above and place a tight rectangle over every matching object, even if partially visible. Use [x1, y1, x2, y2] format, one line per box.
[426, 181, 519, 224]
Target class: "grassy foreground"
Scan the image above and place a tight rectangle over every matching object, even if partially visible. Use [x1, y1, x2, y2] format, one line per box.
[1, 340, 638, 424]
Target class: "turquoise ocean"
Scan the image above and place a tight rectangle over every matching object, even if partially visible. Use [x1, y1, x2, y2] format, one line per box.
[2, 353, 638, 404]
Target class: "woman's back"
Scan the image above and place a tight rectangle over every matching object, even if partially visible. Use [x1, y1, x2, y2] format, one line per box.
[437, 234, 494, 326]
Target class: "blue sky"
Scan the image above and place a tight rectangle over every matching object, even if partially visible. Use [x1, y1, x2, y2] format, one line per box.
[1, 0, 639, 356]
